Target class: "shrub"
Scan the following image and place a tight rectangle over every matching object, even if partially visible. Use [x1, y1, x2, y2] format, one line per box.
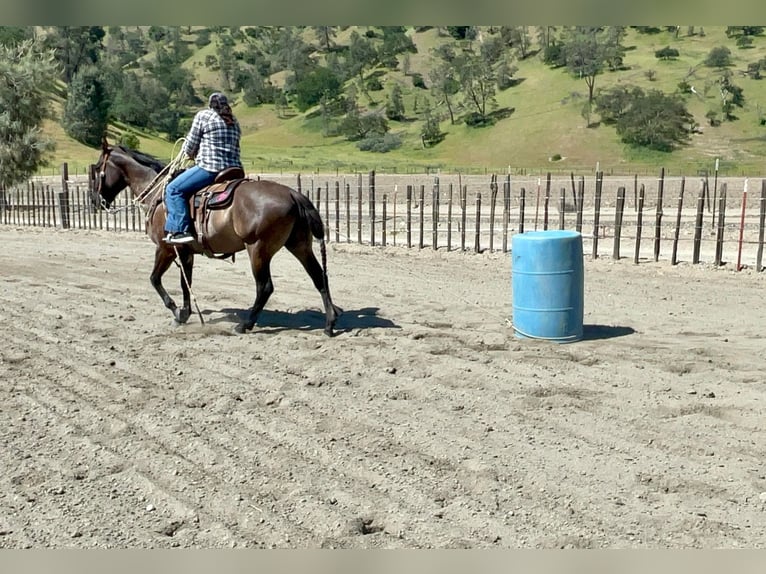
[705, 46, 732, 68]
[411, 73, 427, 89]
[464, 112, 494, 127]
[356, 132, 402, 152]
[119, 132, 140, 150]
[655, 46, 680, 60]
[366, 76, 383, 91]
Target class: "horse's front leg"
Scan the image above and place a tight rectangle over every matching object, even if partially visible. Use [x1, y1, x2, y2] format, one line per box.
[175, 247, 195, 324]
[149, 245, 190, 324]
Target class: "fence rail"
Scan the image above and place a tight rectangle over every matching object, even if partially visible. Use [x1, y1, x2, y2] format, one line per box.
[3, 164, 766, 271]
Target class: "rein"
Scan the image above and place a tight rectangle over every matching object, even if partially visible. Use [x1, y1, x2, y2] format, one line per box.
[99, 139, 189, 217]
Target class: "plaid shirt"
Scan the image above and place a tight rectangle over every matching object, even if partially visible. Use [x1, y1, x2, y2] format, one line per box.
[183, 108, 242, 172]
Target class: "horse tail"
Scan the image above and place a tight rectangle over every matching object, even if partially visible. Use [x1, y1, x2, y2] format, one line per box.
[291, 190, 330, 290]
[291, 190, 325, 240]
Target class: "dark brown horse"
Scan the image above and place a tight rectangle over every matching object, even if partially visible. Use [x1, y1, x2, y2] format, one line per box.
[94, 138, 341, 335]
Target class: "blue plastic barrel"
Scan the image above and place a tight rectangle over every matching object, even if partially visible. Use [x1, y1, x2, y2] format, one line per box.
[511, 230, 584, 342]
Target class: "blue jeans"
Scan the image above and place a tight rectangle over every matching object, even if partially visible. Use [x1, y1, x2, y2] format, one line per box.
[164, 165, 217, 233]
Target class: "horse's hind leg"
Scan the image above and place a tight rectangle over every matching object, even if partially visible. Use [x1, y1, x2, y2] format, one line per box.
[286, 237, 340, 336]
[235, 241, 274, 334]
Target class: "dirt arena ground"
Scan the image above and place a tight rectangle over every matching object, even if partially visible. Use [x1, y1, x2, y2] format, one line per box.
[1, 226, 765, 548]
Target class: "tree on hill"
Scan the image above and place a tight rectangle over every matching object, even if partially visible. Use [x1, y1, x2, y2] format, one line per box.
[0, 26, 32, 47]
[594, 85, 641, 124]
[63, 64, 111, 147]
[292, 66, 343, 112]
[718, 71, 745, 120]
[385, 83, 406, 121]
[378, 26, 416, 69]
[725, 26, 764, 38]
[453, 44, 498, 126]
[0, 39, 57, 188]
[44, 26, 105, 83]
[655, 46, 680, 60]
[420, 99, 445, 147]
[274, 27, 314, 84]
[560, 26, 626, 126]
[611, 88, 694, 151]
[705, 46, 733, 68]
[346, 31, 378, 89]
[428, 57, 460, 125]
[562, 27, 625, 105]
[500, 26, 532, 59]
[311, 26, 337, 52]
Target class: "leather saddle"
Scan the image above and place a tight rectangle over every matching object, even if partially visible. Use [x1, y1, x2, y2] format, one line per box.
[188, 166, 248, 258]
[190, 166, 247, 214]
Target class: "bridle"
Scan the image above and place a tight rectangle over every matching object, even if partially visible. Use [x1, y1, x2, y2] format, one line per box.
[96, 147, 114, 210]
[96, 144, 179, 214]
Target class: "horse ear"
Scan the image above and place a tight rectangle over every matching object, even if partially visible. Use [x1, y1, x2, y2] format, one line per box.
[101, 135, 109, 152]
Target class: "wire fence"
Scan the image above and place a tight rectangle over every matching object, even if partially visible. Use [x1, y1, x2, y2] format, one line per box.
[3, 164, 766, 271]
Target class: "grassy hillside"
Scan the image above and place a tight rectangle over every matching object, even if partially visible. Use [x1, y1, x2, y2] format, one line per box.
[41, 26, 766, 177]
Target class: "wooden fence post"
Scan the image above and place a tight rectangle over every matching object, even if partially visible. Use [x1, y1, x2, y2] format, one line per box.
[460, 185, 467, 251]
[592, 171, 603, 259]
[345, 183, 351, 243]
[671, 176, 686, 265]
[324, 180, 330, 241]
[570, 172, 577, 208]
[474, 193, 482, 253]
[357, 174, 363, 245]
[59, 163, 70, 229]
[575, 177, 584, 233]
[502, 175, 510, 252]
[489, 174, 498, 251]
[335, 181, 340, 243]
[543, 172, 551, 230]
[653, 167, 665, 262]
[558, 188, 566, 230]
[369, 170, 376, 247]
[692, 179, 706, 264]
[447, 183, 453, 251]
[406, 185, 412, 249]
[714, 183, 727, 266]
[419, 185, 425, 249]
[432, 182, 438, 250]
[737, 181, 748, 271]
[635, 183, 645, 264]
[519, 187, 526, 234]
[757, 180, 766, 271]
[613, 187, 625, 260]
[382, 193, 387, 247]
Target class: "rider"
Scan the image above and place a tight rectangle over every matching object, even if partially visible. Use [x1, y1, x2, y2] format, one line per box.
[164, 92, 243, 244]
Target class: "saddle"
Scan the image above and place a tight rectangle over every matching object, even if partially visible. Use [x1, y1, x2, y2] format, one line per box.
[189, 166, 248, 258]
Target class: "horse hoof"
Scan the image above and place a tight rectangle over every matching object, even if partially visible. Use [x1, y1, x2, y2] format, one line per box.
[175, 309, 191, 324]
[234, 322, 251, 334]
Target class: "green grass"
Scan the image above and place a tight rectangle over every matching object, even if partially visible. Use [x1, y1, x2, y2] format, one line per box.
[39, 26, 766, 177]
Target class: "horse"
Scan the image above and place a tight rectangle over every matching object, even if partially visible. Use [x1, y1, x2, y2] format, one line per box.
[93, 137, 341, 336]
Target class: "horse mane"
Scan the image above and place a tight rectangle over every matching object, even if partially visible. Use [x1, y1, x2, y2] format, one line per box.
[115, 145, 166, 173]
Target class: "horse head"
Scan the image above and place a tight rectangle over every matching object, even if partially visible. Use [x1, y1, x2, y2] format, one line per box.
[94, 136, 128, 209]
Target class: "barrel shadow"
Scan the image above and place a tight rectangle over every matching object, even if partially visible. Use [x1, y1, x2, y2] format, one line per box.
[582, 324, 636, 341]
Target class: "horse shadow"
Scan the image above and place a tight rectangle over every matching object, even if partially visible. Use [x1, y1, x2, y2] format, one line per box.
[582, 324, 636, 341]
[203, 306, 399, 334]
